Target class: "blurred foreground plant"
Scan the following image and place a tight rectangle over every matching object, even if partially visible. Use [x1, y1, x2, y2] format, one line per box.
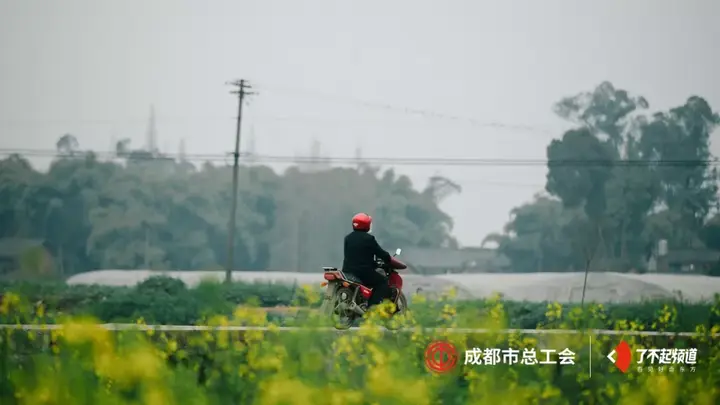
[0, 292, 718, 404]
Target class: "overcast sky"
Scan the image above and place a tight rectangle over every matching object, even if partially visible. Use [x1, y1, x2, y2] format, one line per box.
[1, 0, 719, 246]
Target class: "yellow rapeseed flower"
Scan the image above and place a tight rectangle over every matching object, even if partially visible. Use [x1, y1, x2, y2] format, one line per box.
[323, 388, 364, 405]
[412, 293, 427, 305]
[143, 386, 172, 405]
[366, 365, 431, 405]
[0, 292, 21, 314]
[128, 346, 163, 381]
[63, 319, 111, 347]
[232, 306, 268, 325]
[258, 376, 315, 405]
[4, 290, 718, 405]
[544, 302, 563, 321]
[645, 375, 678, 405]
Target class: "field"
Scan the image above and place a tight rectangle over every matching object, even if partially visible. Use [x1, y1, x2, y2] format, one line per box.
[1, 279, 719, 405]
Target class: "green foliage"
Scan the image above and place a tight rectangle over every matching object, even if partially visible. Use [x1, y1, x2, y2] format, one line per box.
[0, 147, 457, 276]
[547, 127, 616, 218]
[493, 82, 720, 273]
[3, 80, 720, 279]
[2, 280, 718, 331]
[0, 279, 296, 325]
[0, 291, 719, 405]
[136, 276, 188, 296]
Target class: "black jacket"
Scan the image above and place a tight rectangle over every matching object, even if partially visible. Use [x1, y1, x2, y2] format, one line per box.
[342, 230, 392, 276]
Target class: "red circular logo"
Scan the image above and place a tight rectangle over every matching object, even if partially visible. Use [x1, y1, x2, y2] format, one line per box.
[424, 341, 458, 373]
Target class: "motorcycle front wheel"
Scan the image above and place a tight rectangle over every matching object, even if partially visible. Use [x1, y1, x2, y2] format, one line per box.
[385, 291, 409, 330]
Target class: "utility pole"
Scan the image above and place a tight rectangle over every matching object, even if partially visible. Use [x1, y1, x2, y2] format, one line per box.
[225, 79, 255, 283]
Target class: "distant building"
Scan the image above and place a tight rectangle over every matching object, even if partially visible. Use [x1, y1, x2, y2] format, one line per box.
[647, 248, 720, 274]
[400, 247, 511, 275]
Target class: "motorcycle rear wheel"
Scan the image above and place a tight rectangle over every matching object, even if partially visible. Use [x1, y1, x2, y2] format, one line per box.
[330, 286, 355, 330]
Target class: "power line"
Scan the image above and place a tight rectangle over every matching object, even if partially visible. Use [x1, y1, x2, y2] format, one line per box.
[0, 115, 562, 136]
[0, 80, 565, 135]
[0, 148, 546, 189]
[453, 179, 544, 189]
[0, 149, 230, 161]
[1, 148, 718, 168]
[0, 115, 552, 126]
[253, 82, 562, 134]
[0, 117, 233, 124]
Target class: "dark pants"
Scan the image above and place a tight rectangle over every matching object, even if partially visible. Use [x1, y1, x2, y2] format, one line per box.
[357, 269, 390, 308]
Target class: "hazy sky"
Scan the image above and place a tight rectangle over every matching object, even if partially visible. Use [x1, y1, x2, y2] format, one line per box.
[1, 0, 719, 246]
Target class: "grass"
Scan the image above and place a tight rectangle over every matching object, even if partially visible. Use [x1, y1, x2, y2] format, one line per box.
[0, 288, 719, 404]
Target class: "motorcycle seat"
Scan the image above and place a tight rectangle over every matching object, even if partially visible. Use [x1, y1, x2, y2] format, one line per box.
[339, 271, 367, 287]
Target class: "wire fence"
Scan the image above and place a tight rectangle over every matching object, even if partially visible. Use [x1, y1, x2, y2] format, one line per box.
[1, 323, 717, 337]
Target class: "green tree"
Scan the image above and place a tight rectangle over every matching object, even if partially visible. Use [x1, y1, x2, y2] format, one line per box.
[546, 82, 650, 269]
[55, 134, 80, 156]
[0, 135, 458, 276]
[267, 167, 458, 272]
[638, 96, 720, 248]
[483, 194, 583, 272]
[494, 82, 719, 274]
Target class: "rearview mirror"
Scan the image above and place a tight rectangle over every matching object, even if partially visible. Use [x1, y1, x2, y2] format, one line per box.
[395, 248, 402, 256]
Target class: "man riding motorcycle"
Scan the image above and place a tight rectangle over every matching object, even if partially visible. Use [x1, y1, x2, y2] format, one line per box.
[342, 213, 392, 311]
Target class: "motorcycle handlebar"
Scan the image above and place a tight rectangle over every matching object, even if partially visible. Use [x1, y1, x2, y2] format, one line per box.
[375, 256, 407, 271]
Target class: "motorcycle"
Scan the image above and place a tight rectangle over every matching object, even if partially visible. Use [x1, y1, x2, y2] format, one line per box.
[320, 248, 409, 330]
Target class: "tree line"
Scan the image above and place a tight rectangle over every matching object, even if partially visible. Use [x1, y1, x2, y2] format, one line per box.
[486, 82, 720, 274]
[0, 136, 460, 276]
[2, 81, 719, 276]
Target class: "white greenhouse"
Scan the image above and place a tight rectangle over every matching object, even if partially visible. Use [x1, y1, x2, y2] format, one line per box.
[66, 270, 720, 304]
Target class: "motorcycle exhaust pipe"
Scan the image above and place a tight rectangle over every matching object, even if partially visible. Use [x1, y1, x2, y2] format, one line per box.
[348, 301, 366, 315]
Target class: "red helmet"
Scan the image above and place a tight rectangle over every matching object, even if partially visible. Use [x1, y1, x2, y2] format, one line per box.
[352, 213, 372, 231]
